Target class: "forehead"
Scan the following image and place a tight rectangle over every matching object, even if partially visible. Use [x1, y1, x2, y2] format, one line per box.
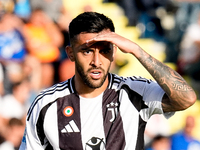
[73, 29, 112, 47]
[77, 32, 98, 44]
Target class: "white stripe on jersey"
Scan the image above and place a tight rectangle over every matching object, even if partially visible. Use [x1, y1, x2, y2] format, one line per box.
[43, 102, 60, 149]
[119, 89, 139, 149]
[80, 93, 106, 149]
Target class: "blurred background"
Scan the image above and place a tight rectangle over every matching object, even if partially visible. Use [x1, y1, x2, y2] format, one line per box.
[0, 0, 200, 149]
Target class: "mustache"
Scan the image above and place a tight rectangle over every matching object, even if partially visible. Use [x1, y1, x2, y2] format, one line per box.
[88, 67, 104, 72]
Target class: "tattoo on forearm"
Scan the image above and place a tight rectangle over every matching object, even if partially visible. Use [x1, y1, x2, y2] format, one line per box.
[137, 48, 196, 111]
[140, 52, 192, 92]
[148, 58, 192, 110]
[141, 51, 192, 93]
[172, 83, 192, 91]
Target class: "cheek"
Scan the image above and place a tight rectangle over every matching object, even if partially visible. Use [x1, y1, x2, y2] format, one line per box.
[75, 56, 87, 71]
[76, 56, 85, 64]
[76, 53, 92, 65]
[103, 53, 114, 62]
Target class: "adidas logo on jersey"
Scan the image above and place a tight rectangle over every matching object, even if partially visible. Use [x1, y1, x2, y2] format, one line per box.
[61, 120, 80, 133]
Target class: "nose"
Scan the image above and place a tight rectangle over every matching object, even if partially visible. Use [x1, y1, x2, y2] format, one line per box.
[91, 51, 102, 67]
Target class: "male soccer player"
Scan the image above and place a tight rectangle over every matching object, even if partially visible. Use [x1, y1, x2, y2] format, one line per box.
[19, 12, 196, 150]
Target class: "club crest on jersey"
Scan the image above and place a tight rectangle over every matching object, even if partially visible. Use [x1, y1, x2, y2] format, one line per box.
[63, 106, 74, 117]
[85, 137, 105, 150]
[106, 102, 118, 122]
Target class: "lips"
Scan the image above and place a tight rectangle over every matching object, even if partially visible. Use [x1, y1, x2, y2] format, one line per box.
[90, 70, 102, 79]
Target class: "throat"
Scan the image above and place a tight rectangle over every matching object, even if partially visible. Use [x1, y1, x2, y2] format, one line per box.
[74, 76, 109, 98]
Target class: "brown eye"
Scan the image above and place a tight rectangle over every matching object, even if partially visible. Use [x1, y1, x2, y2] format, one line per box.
[83, 50, 93, 55]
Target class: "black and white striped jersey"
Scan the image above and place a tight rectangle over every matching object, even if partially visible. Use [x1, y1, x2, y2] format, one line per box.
[19, 73, 174, 150]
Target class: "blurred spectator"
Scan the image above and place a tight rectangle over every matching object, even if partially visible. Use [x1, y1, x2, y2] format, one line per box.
[0, 0, 15, 18]
[56, 5, 73, 82]
[104, 0, 173, 42]
[170, 116, 200, 150]
[0, 63, 4, 96]
[56, 0, 72, 44]
[136, 0, 170, 41]
[29, 0, 65, 24]
[23, 8, 64, 88]
[14, 0, 31, 21]
[145, 135, 171, 150]
[29, 0, 72, 61]
[0, 78, 30, 147]
[0, 78, 30, 121]
[164, 2, 200, 63]
[23, 9, 63, 63]
[22, 54, 42, 96]
[177, 11, 200, 98]
[2, 61, 24, 95]
[0, 13, 26, 61]
[0, 13, 26, 94]
[56, 11, 71, 60]
[103, 0, 140, 26]
[144, 114, 171, 146]
[0, 134, 4, 145]
[0, 118, 25, 150]
[58, 59, 75, 82]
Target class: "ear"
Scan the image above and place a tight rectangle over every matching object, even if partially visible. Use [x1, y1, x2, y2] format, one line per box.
[66, 46, 75, 62]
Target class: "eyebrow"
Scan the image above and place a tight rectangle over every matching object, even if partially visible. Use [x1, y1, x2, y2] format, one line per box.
[76, 43, 89, 50]
[81, 46, 90, 51]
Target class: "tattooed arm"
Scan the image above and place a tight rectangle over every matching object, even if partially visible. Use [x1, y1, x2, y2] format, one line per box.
[135, 48, 196, 112]
[86, 31, 197, 112]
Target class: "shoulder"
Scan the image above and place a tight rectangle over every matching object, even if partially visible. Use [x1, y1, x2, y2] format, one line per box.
[27, 78, 74, 120]
[35, 80, 71, 102]
[110, 73, 155, 89]
[110, 73, 164, 101]
[110, 73, 153, 85]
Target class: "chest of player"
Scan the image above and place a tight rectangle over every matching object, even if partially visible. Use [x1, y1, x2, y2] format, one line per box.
[43, 88, 146, 149]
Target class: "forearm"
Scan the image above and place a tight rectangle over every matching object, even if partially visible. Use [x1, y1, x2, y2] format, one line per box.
[131, 46, 197, 112]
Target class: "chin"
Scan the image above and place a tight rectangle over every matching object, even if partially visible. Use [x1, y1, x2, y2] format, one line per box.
[87, 82, 104, 89]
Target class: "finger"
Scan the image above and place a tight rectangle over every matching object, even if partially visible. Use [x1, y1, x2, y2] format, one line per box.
[86, 37, 99, 47]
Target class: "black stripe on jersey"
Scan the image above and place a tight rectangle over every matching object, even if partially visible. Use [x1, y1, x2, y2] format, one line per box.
[107, 73, 122, 89]
[110, 74, 124, 91]
[102, 89, 126, 149]
[27, 80, 70, 121]
[45, 143, 53, 150]
[130, 76, 152, 84]
[121, 84, 148, 149]
[112, 74, 123, 85]
[135, 115, 147, 150]
[68, 76, 74, 93]
[57, 94, 83, 150]
[36, 100, 57, 145]
[107, 73, 113, 89]
[121, 84, 148, 111]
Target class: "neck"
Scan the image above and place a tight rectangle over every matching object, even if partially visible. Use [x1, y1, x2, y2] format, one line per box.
[74, 75, 109, 98]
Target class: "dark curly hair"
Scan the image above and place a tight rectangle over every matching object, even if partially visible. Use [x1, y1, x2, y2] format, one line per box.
[68, 12, 115, 46]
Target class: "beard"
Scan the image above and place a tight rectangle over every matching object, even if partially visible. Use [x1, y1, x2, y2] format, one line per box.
[75, 60, 110, 89]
